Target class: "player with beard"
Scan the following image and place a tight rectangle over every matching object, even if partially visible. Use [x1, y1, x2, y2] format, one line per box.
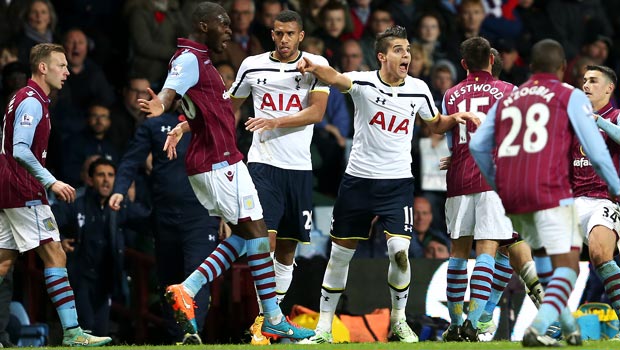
[228, 10, 329, 345]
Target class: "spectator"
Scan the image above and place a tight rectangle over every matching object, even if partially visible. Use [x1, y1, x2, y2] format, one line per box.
[210, 0, 264, 71]
[61, 103, 120, 187]
[424, 236, 450, 259]
[312, 1, 349, 65]
[50, 28, 116, 141]
[388, 0, 417, 36]
[252, 0, 284, 53]
[126, 0, 185, 88]
[0, 61, 28, 113]
[412, 12, 448, 63]
[564, 34, 612, 87]
[338, 39, 368, 72]
[360, 7, 393, 70]
[0, 44, 18, 73]
[495, 38, 529, 86]
[445, 0, 486, 81]
[53, 158, 150, 336]
[344, 0, 371, 40]
[429, 59, 457, 109]
[544, 0, 613, 60]
[51, 0, 126, 87]
[108, 76, 151, 152]
[14, 0, 58, 64]
[408, 42, 432, 84]
[409, 196, 450, 258]
[0, 2, 22, 46]
[301, 0, 352, 37]
[479, 0, 525, 42]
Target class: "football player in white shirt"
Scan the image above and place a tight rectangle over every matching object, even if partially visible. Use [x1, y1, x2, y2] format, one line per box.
[297, 25, 477, 344]
[229, 10, 329, 345]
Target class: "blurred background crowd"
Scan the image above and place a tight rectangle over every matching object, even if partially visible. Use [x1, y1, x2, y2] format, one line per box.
[0, 0, 619, 346]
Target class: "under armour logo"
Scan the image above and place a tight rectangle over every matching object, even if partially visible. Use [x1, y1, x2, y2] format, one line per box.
[257, 78, 267, 85]
[294, 76, 302, 90]
[161, 126, 171, 133]
[77, 213, 85, 228]
[322, 295, 330, 301]
[411, 103, 416, 116]
[404, 225, 413, 232]
[376, 97, 386, 105]
[208, 234, 216, 241]
[225, 171, 234, 182]
[395, 294, 408, 300]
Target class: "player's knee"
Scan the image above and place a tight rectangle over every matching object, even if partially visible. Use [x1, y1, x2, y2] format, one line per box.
[387, 236, 410, 272]
[395, 250, 408, 271]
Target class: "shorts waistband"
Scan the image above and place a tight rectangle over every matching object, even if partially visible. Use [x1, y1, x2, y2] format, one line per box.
[212, 161, 230, 170]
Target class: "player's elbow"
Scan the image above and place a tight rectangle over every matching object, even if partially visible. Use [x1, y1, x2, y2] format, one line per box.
[12, 143, 29, 163]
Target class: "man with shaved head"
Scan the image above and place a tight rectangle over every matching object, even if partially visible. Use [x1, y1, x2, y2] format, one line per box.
[133, 1, 315, 342]
[471, 39, 620, 347]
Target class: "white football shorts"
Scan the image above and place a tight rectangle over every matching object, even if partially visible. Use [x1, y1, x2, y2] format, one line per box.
[574, 196, 620, 242]
[0, 205, 60, 253]
[189, 160, 263, 225]
[508, 203, 582, 255]
[445, 191, 514, 240]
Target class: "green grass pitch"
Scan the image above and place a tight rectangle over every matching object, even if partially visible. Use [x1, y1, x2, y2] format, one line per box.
[31, 340, 620, 349]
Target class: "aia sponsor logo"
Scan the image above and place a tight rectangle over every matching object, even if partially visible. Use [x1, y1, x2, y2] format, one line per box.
[260, 93, 302, 111]
[369, 111, 410, 134]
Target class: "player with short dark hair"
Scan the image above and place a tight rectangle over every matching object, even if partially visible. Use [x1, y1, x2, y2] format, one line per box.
[229, 9, 330, 345]
[470, 39, 620, 347]
[297, 25, 478, 344]
[441, 36, 516, 342]
[0, 43, 111, 346]
[573, 65, 620, 324]
[135, 1, 314, 342]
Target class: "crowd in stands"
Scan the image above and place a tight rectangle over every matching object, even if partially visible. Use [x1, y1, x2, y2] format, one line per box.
[0, 0, 619, 345]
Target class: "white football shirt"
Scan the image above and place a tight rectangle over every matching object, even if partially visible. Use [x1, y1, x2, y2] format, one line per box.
[344, 71, 438, 179]
[230, 51, 330, 170]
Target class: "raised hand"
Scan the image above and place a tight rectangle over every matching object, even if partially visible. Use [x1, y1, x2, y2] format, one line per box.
[297, 57, 315, 75]
[138, 88, 165, 118]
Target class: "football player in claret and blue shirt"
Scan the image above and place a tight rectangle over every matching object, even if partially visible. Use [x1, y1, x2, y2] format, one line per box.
[470, 39, 620, 347]
[0, 43, 111, 346]
[130, 2, 315, 342]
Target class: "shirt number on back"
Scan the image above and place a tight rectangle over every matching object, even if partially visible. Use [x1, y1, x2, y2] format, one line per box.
[456, 97, 488, 144]
[498, 103, 549, 157]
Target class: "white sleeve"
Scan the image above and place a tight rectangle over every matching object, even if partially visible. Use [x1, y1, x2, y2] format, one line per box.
[343, 71, 366, 96]
[229, 57, 252, 98]
[416, 80, 439, 121]
[310, 55, 331, 93]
